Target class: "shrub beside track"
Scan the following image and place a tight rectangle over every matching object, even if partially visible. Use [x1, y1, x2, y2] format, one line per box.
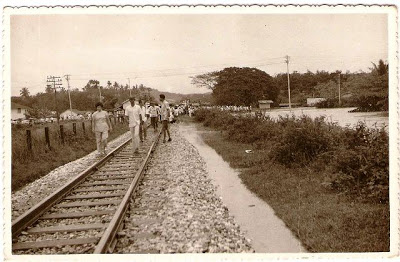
[192, 109, 389, 252]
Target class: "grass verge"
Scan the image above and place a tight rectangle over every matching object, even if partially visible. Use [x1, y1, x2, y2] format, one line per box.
[183, 116, 389, 252]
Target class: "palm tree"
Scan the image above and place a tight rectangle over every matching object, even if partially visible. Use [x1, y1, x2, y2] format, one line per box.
[370, 59, 388, 76]
[20, 87, 30, 98]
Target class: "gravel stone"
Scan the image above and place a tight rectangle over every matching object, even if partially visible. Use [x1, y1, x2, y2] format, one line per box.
[115, 125, 254, 253]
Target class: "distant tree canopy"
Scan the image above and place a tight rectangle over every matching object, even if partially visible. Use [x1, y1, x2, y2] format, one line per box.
[190, 59, 388, 112]
[192, 67, 278, 106]
[12, 79, 157, 117]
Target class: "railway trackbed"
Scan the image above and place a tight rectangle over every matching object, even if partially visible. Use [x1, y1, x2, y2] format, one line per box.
[12, 130, 161, 254]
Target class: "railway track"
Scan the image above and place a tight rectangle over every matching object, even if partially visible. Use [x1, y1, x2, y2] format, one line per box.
[12, 129, 161, 254]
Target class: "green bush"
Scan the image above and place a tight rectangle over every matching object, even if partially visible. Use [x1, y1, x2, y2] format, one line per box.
[193, 108, 209, 122]
[350, 95, 388, 112]
[272, 116, 338, 166]
[331, 123, 389, 202]
[315, 98, 340, 108]
[193, 109, 388, 203]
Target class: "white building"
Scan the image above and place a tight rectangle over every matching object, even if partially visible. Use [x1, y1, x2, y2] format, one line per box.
[11, 102, 30, 120]
[307, 98, 326, 106]
[258, 100, 274, 110]
[60, 109, 87, 120]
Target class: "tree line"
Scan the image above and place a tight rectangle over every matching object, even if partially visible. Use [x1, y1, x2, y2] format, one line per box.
[14, 81, 154, 118]
[191, 59, 388, 111]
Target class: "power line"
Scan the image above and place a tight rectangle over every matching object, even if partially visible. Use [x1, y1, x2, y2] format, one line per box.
[46, 76, 63, 124]
[67, 61, 286, 82]
[69, 56, 286, 77]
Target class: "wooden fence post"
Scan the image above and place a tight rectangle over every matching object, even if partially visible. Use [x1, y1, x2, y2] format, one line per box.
[45, 127, 51, 149]
[26, 129, 32, 152]
[60, 125, 64, 144]
[73, 123, 77, 136]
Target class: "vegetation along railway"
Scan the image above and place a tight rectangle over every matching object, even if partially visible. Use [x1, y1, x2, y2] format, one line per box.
[12, 129, 161, 254]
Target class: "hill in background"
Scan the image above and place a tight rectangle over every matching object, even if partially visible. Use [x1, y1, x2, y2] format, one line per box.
[147, 89, 213, 104]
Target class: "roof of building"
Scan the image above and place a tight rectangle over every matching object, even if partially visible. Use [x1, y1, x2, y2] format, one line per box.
[11, 102, 31, 110]
[61, 109, 88, 115]
[258, 100, 274, 104]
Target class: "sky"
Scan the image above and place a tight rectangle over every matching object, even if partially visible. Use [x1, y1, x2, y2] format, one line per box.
[10, 14, 388, 96]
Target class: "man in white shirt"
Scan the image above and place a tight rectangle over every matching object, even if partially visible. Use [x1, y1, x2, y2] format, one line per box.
[125, 97, 142, 154]
[160, 94, 171, 143]
[139, 99, 147, 142]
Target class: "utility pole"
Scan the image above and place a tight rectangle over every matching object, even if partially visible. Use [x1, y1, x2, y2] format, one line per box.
[47, 76, 63, 124]
[98, 86, 102, 102]
[64, 74, 73, 115]
[338, 73, 341, 106]
[127, 78, 131, 96]
[285, 55, 292, 109]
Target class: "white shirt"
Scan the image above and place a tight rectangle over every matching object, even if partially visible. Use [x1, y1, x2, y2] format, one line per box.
[125, 104, 141, 127]
[92, 110, 109, 132]
[140, 106, 147, 122]
[160, 100, 170, 121]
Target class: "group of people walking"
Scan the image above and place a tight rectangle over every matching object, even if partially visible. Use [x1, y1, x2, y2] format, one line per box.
[91, 94, 172, 156]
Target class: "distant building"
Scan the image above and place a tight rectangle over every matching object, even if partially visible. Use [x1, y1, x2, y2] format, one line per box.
[258, 100, 274, 110]
[11, 102, 31, 120]
[60, 109, 88, 119]
[307, 98, 326, 106]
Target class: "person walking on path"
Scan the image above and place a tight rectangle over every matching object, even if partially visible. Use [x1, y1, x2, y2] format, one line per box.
[157, 104, 161, 123]
[160, 94, 171, 143]
[125, 97, 142, 154]
[149, 102, 158, 131]
[92, 102, 112, 156]
[139, 99, 147, 142]
[188, 107, 193, 117]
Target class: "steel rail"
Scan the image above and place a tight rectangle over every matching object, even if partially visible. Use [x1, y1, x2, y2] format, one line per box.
[12, 136, 132, 239]
[94, 130, 162, 254]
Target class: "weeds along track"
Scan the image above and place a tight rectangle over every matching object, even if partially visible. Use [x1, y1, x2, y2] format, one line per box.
[12, 129, 161, 254]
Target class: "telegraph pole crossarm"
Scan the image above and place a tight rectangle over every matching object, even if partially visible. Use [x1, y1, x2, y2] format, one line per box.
[64, 74, 73, 116]
[47, 76, 63, 124]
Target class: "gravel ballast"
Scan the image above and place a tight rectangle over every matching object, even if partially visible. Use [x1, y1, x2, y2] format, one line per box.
[115, 125, 254, 253]
[12, 124, 254, 254]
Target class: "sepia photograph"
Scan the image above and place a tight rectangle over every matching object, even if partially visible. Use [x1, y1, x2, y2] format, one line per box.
[2, 3, 398, 261]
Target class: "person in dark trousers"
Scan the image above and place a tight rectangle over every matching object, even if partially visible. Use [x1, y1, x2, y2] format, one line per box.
[159, 94, 171, 143]
[138, 99, 147, 142]
[148, 102, 158, 131]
